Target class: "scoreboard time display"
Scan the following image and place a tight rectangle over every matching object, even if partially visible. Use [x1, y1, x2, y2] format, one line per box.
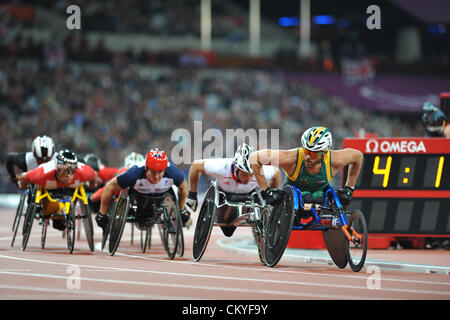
[342, 138, 450, 236]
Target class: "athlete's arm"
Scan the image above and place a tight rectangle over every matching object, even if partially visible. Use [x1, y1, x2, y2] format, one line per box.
[99, 177, 122, 215]
[177, 180, 188, 210]
[331, 148, 364, 188]
[267, 167, 281, 189]
[188, 159, 206, 193]
[250, 149, 297, 191]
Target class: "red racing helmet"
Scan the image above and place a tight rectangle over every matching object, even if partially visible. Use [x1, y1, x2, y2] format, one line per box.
[145, 148, 168, 171]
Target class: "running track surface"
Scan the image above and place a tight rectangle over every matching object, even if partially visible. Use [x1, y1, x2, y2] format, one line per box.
[1, 208, 449, 301]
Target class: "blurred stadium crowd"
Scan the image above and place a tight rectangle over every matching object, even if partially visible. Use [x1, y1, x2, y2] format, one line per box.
[0, 0, 442, 193]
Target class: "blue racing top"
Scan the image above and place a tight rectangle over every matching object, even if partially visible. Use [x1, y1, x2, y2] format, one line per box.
[116, 161, 184, 195]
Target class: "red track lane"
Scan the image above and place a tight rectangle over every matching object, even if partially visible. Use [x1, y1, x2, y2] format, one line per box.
[1, 208, 449, 300]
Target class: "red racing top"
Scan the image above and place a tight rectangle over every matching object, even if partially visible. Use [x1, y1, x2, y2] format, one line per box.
[97, 164, 121, 185]
[25, 159, 96, 189]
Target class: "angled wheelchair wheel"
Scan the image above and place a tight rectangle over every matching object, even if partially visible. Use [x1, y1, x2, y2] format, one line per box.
[108, 196, 129, 256]
[140, 227, 152, 253]
[264, 184, 295, 267]
[252, 207, 269, 265]
[163, 204, 181, 259]
[66, 203, 76, 254]
[80, 202, 94, 252]
[101, 200, 115, 251]
[21, 186, 38, 251]
[41, 217, 48, 249]
[11, 189, 28, 247]
[345, 210, 368, 272]
[192, 184, 216, 262]
[176, 221, 184, 257]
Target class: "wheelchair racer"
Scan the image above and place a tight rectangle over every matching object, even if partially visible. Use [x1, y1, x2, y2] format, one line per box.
[185, 143, 281, 237]
[250, 126, 363, 208]
[17, 150, 97, 230]
[6, 135, 56, 186]
[421, 101, 450, 138]
[88, 152, 144, 213]
[95, 148, 189, 232]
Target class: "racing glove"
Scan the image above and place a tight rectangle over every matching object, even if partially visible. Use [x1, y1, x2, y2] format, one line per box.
[95, 212, 109, 232]
[185, 191, 198, 212]
[261, 188, 284, 206]
[337, 186, 354, 205]
[180, 208, 192, 228]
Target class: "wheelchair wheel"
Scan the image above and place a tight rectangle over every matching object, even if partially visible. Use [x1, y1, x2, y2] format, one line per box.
[80, 202, 94, 252]
[264, 184, 295, 267]
[11, 189, 27, 247]
[21, 193, 37, 251]
[176, 222, 184, 257]
[101, 201, 115, 251]
[252, 207, 269, 265]
[66, 203, 76, 254]
[140, 227, 152, 253]
[192, 184, 216, 262]
[108, 196, 129, 256]
[41, 217, 48, 249]
[163, 205, 181, 259]
[346, 210, 368, 272]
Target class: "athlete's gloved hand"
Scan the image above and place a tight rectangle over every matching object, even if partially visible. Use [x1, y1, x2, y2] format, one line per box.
[261, 188, 284, 206]
[337, 186, 354, 205]
[185, 191, 198, 212]
[180, 208, 192, 228]
[95, 212, 109, 232]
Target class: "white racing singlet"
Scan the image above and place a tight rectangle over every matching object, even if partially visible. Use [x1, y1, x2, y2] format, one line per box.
[203, 158, 276, 194]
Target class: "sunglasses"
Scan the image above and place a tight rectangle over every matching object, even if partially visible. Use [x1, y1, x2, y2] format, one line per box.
[303, 149, 324, 159]
[57, 164, 77, 177]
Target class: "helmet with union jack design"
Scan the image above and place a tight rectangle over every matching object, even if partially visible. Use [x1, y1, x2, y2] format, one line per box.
[145, 148, 168, 171]
[301, 126, 332, 152]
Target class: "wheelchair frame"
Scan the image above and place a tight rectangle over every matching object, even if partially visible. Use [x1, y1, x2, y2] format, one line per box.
[264, 183, 368, 272]
[192, 180, 268, 264]
[106, 187, 184, 259]
[21, 184, 94, 253]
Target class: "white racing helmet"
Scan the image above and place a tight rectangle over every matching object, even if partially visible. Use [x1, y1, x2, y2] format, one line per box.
[32, 135, 55, 160]
[301, 126, 332, 152]
[234, 143, 256, 174]
[124, 152, 145, 167]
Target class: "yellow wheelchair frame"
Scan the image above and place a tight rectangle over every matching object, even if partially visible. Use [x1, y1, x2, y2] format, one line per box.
[21, 184, 95, 253]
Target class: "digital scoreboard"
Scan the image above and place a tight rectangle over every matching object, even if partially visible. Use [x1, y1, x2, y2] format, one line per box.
[342, 138, 450, 237]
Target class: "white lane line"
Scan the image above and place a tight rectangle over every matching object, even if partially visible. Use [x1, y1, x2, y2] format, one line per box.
[0, 284, 192, 300]
[1, 254, 449, 297]
[0, 270, 375, 300]
[106, 244, 450, 287]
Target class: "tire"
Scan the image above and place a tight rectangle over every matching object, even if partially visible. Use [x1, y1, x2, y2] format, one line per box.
[108, 196, 129, 256]
[192, 184, 216, 261]
[140, 227, 152, 253]
[163, 204, 181, 259]
[346, 210, 368, 272]
[264, 184, 295, 267]
[11, 189, 27, 247]
[101, 201, 115, 251]
[41, 218, 48, 249]
[21, 198, 37, 251]
[66, 203, 76, 254]
[252, 207, 269, 265]
[80, 202, 94, 252]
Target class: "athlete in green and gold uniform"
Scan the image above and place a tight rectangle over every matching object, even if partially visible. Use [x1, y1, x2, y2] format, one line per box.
[250, 126, 364, 207]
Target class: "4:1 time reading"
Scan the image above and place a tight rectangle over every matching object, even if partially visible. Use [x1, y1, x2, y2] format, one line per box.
[354, 154, 449, 190]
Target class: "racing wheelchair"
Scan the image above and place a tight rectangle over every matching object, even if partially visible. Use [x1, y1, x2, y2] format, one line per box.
[104, 187, 184, 259]
[11, 185, 34, 247]
[21, 184, 94, 253]
[264, 184, 368, 272]
[192, 180, 268, 264]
